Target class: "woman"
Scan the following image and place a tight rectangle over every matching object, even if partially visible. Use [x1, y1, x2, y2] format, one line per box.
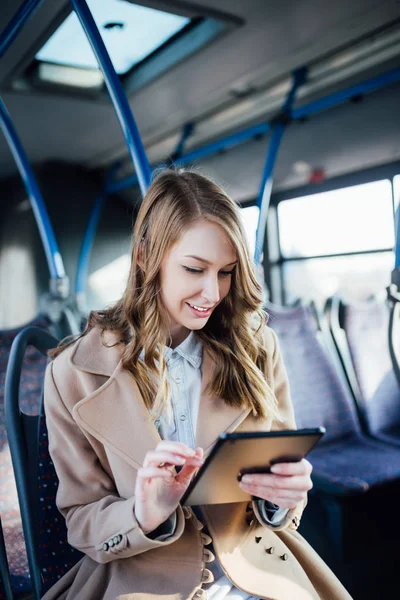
[43, 169, 351, 600]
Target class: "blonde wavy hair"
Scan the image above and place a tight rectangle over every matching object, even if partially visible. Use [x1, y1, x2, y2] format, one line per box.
[51, 169, 278, 421]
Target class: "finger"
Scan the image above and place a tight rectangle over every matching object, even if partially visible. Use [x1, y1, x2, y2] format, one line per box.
[137, 467, 175, 481]
[175, 449, 204, 487]
[270, 459, 312, 476]
[239, 483, 305, 507]
[144, 450, 189, 469]
[175, 460, 203, 488]
[240, 473, 313, 491]
[155, 441, 197, 457]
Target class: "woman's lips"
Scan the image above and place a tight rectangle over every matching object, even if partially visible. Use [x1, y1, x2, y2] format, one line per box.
[186, 303, 213, 318]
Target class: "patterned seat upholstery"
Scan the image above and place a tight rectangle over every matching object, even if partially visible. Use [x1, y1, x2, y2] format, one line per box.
[0, 315, 51, 595]
[266, 303, 400, 493]
[37, 410, 83, 594]
[340, 299, 400, 445]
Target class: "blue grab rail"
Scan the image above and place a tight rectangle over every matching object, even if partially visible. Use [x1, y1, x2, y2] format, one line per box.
[107, 65, 400, 195]
[75, 162, 122, 305]
[71, 0, 152, 196]
[0, 0, 44, 58]
[0, 97, 67, 293]
[254, 68, 306, 264]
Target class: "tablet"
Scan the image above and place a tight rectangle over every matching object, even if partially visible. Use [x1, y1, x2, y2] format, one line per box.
[181, 427, 325, 506]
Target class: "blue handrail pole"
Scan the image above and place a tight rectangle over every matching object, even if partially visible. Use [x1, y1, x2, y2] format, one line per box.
[292, 66, 400, 121]
[254, 68, 307, 264]
[107, 65, 400, 196]
[107, 120, 272, 194]
[75, 162, 122, 312]
[0, 0, 44, 58]
[71, 0, 152, 196]
[0, 97, 68, 297]
[171, 122, 195, 160]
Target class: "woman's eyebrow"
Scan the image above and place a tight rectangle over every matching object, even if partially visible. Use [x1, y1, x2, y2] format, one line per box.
[184, 254, 237, 266]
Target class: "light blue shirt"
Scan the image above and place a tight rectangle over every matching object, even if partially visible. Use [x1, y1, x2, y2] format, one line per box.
[157, 331, 256, 600]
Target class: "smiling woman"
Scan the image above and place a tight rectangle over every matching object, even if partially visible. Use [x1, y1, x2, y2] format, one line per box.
[159, 219, 237, 347]
[42, 168, 352, 600]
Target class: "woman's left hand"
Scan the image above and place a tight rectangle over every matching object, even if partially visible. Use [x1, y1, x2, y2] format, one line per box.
[238, 458, 313, 509]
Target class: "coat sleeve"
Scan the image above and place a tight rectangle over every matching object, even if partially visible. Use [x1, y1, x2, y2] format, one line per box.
[44, 361, 185, 564]
[252, 327, 306, 532]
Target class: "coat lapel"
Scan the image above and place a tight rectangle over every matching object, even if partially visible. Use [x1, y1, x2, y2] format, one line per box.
[70, 328, 253, 468]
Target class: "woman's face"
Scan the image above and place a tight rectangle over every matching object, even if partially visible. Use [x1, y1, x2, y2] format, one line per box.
[160, 219, 237, 347]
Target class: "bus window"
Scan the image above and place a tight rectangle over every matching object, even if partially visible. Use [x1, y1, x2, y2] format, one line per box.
[240, 205, 259, 257]
[276, 180, 395, 305]
[88, 254, 131, 309]
[394, 175, 400, 215]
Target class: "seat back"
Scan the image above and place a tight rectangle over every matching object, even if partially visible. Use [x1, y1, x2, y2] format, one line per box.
[338, 298, 400, 437]
[4, 327, 82, 599]
[0, 315, 52, 596]
[265, 302, 361, 444]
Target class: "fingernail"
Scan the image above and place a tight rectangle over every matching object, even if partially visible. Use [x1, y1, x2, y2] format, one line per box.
[270, 465, 282, 473]
[242, 476, 253, 484]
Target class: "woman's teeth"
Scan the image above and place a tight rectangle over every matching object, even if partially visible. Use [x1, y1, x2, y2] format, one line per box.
[189, 304, 209, 312]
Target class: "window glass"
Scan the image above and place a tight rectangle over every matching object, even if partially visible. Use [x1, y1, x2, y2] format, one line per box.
[278, 180, 394, 258]
[394, 175, 400, 214]
[240, 205, 259, 258]
[88, 254, 131, 309]
[36, 0, 190, 75]
[283, 252, 394, 306]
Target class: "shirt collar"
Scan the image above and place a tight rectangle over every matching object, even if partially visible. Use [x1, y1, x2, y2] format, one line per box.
[164, 331, 203, 369]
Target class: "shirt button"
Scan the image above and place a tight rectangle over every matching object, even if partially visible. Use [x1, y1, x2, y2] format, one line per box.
[180, 414, 187, 421]
[175, 377, 182, 384]
[102, 542, 109, 551]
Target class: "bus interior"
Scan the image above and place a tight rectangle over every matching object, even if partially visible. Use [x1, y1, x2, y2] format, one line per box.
[1, 1, 400, 599]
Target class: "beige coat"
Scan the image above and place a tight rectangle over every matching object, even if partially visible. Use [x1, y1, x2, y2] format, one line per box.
[42, 326, 352, 600]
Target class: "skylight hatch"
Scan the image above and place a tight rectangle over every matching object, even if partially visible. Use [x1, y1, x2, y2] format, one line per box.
[35, 0, 190, 75]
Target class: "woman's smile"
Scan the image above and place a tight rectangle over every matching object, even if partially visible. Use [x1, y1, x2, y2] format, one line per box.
[186, 302, 214, 318]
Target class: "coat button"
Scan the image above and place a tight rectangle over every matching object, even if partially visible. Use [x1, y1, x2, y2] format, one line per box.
[266, 546, 274, 554]
[182, 506, 192, 519]
[203, 548, 215, 563]
[109, 538, 114, 547]
[201, 569, 214, 584]
[117, 535, 122, 543]
[280, 553, 289, 561]
[113, 536, 119, 544]
[102, 542, 109, 551]
[201, 533, 212, 546]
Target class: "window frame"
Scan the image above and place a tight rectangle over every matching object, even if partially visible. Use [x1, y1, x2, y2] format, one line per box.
[269, 160, 400, 304]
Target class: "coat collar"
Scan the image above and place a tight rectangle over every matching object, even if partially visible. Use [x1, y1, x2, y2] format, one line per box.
[70, 327, 250, 469]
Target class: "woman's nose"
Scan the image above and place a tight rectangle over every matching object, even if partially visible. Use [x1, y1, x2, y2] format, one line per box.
[201, 275, 220, 304]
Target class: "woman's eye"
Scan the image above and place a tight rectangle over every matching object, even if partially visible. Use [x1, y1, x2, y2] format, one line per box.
[183, 266, 203, 274]
[219, 270, 234, 278]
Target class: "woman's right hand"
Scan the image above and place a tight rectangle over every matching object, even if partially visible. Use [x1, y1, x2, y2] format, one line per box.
[135, 441, 204, 535]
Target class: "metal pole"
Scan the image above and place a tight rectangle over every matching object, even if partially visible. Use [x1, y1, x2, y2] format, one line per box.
[75, 163, 121, 311]
[0, 0, 44, 58]
[71, 0, 152, 196]
[107, 120, 271, 193]
[254, 68, 307, 264]
[0, 97, 68, 297]
[107, 65, 400, 195]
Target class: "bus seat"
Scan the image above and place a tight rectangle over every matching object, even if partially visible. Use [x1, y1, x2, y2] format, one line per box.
[326, 296, 400, 446]
[4, 327, 83, 600]
[265, 302, 400, 489]
[0, 315, 53, 597]
[0, 515, 13, 600]
[265, 301, 400, 571]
